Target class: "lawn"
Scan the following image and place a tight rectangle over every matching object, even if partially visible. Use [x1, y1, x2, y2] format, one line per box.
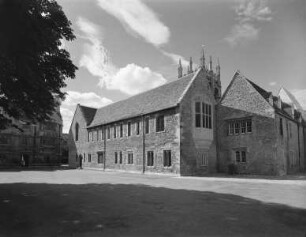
[0, 170, 305, 236]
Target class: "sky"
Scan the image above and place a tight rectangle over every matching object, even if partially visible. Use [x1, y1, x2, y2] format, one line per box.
[57, 0, 306, 133]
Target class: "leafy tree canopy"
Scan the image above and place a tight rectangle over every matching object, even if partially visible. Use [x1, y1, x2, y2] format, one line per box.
[0, 0, 77, 129]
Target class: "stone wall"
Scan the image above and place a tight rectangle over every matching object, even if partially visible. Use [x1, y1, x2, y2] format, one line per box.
[217, 105, 280, 175]
[179, 69, 219, 176]
[69, 107, 181, 174]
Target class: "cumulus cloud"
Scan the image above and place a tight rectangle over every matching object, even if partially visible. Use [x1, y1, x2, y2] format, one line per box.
[101, 64, 166, 95]
[61, 91, 113, 133]
[96, 0, 170, 47]
[77, 17, 166, 95]
[225, 0, 272, 47]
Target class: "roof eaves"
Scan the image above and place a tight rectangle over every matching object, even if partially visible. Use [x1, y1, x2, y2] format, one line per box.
[86, 105, 178, 129]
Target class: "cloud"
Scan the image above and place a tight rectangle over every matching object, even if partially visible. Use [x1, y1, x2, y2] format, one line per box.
[61, 91, 113, 133]
[225, 0, 272, 47]
[269, 81, 277, 86]
[101, 63, 166, 95]
[96, 0, 170, 47]
[160, 50, 190, 67]
[290, 89, 306, 110]
[77, 17, 167, 95]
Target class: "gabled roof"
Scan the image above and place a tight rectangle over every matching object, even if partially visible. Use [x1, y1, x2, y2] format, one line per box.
[88, 71, 198, 128]
[246, 79, 271, 99]
[279, 87, 304, 111]
[79, 105, 97, 125]
[226, 71, 302, 121]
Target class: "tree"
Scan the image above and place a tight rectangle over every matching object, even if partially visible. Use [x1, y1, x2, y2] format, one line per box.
[0, 0, 77, 129]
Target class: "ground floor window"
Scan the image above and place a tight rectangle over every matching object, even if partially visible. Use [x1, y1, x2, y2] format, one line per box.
[235, 149, 246, 163]
[97, 152, 105, 164]
[163, 150, 171, 167]
[88, 154, 91, 162]
[128, 152, 133, 164]
[147, 151, 154, 166]
[200, 153, 208, 166]
[115, 152, 118, 164]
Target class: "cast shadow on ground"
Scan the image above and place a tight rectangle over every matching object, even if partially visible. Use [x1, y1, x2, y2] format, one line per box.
[0, 183, 305, 237]
[0, 165, 72, 172]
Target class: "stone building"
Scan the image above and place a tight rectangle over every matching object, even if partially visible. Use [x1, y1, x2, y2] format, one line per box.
[68, 51, 305, 176]
[217, 71, 305, 175]
[0, 105, 63, 167]
[68, 52, 222, 175]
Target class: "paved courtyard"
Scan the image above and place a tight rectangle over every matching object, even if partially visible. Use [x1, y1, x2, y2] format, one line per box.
[0, 169, 306, 236]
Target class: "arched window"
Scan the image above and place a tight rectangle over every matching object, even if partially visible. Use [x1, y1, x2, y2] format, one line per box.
[75, 123, 79, 141]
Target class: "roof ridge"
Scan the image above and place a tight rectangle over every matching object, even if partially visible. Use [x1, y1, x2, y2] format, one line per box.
[92, 72, 196, 112]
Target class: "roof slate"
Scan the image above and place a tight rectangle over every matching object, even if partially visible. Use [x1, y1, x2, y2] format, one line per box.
[79, 105, 97, 125]
[88, 72, 196, 128]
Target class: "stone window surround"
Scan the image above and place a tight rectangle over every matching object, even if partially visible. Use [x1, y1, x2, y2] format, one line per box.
[233, 148, 247, 163]
[127, 151, 133, 164]
[194, 101, 212, 129]
[200, 153, 208, 166]
[227, 118, 252, 136]
[87, 112, 169, 142]
[147, 151, 154, 167]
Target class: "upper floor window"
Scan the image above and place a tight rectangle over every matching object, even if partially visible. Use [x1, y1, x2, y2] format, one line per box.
[136, 121, 140, 135]
[195, 102, 212, 129]
[98, 129, 103, 140]
[228, 119, 252, 136]
[128, 122, 131, 136]
[114, 126, 117, 138]
[93, 130, 97, 141]
[145, 117, 150, 134]
[107, 127, 110, 139]
[120, 124, 123, 137]
[88, 131, 93, 141]
[156, 115, 165, 132]
[75, 123, 79, 141]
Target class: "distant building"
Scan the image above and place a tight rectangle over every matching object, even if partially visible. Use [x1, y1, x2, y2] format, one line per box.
[68, 50, 305, 176]
[0, 105, 63, 167]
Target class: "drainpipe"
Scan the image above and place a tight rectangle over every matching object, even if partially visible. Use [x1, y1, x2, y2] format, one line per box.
[297, 122, 301, 170]
[103, 127, 106, 171]
[142, 115, 145, 174]
[215, 104, 219, 172]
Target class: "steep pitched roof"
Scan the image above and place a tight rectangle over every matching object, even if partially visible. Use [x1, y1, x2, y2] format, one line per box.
[246, 79, 271, 99]
[79, 105, 97, 125]
[88, 71, 197, 128]
[279, 87, 304, 111]
[230, 71, 301, 121]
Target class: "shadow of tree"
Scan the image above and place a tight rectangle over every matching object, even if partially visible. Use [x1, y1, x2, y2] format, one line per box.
[0, 183, 305, 237]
